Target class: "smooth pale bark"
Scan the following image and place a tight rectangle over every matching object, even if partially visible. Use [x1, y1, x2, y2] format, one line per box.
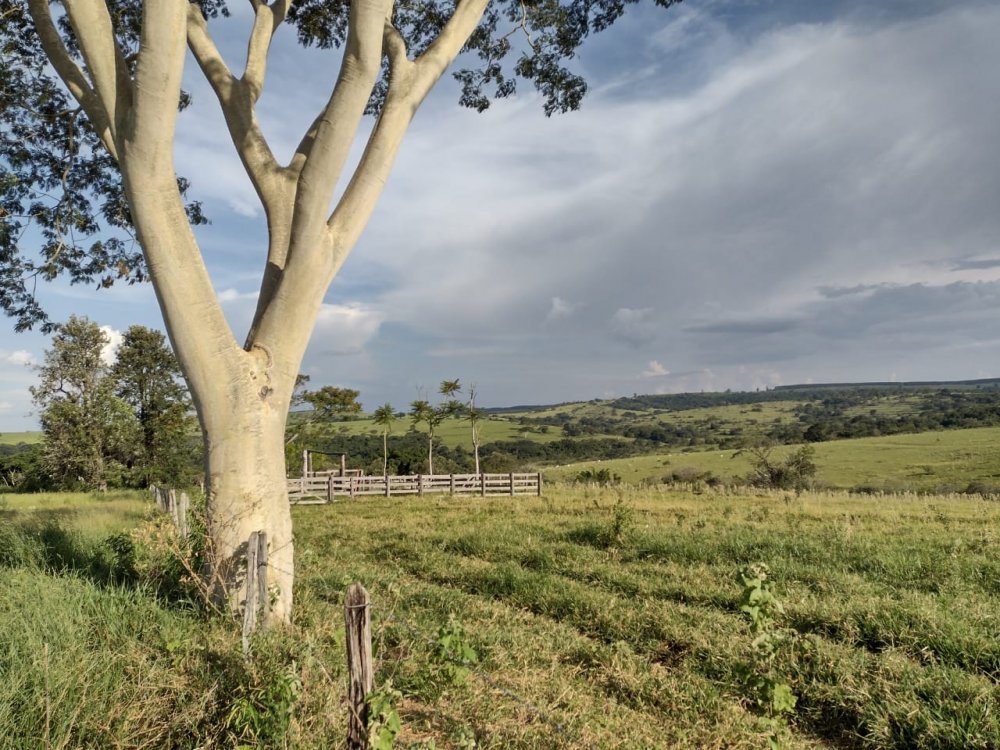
[27, 0, 491, 624]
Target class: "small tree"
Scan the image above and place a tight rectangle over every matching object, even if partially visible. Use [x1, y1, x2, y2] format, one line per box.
[466, 385, 484, 475]
[372, 402, 395, 476]
[738, 444, 818, 490]
[30, 316, 138, 490]
[409, 398, 444, 474]
[111, 325, 194, 486]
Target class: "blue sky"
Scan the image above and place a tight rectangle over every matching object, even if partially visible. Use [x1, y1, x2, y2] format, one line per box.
[2, 0, 999, 430]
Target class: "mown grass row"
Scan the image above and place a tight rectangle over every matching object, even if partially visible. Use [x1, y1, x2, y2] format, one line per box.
[292, 485, 1000, 748]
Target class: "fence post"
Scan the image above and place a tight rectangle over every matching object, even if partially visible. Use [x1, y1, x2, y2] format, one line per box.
[509, 471, 515, 497]
[450, 474, 455, 495]
[385, 475, 390, 497]
[328, 474, 335, 503]
[418, 474, 424, 497]
[350, 477, 356, 499]
[177, 492, 190, 539]
[481, 473, 486, 497]
[537, 472, 543, 497]
[242, 531, 260, 655]
[345, 583, 372, 750]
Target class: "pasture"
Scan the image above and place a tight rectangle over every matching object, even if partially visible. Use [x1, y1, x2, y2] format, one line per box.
[545, 426, 1000, 491]
[2, 484, 999, 748]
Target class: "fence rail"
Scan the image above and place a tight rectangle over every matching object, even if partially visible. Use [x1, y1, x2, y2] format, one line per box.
[288, 472, 542, 503]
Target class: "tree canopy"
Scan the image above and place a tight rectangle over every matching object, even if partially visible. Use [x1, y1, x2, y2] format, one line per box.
[1, 0, 680, 331]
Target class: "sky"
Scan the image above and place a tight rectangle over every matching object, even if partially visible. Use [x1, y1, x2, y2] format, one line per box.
[2, 0, 999, 430]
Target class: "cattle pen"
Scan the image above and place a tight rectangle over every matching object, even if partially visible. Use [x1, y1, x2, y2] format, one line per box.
[287, 472, 543, 503]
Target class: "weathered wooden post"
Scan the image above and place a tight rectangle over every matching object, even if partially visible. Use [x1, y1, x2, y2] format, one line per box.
[345, 583, 373, 750]
[418, 474, 424, 497]
[341, 453, 347, 477]
[328, 474, 335, 503]
[481, 473, 486, 497]
[537, 472, 543, 497]
[177, 492, 190, 539]
[450, 474, 456, 495]
[241, 531, 268, 655]
[509, 471, 515, 496]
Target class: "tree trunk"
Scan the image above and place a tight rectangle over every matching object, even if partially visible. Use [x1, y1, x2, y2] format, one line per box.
[202, 393, 294, 624]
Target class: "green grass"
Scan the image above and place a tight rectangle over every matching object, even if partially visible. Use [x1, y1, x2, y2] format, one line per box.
[291, 414, 563, 448]
[0, 431, 42, 445]
[0, 490, 151, 539]
[290, 486, 1000, 748]
[545, 426, 1000, 491]
[5, 486, 1000, 748]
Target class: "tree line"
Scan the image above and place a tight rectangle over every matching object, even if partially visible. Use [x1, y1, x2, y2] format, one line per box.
[2, 316, 198, 491]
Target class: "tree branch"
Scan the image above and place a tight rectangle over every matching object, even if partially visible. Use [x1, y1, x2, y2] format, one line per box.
[62, 0, 133, 139]
[120, 0, 243, 410]
[243, 0, 291, 101]
[287, 0, 393, 230]
[327, 19, 415, 249]
[25, 0, 118, 159]
[329, 0, 490, 249]
[415, 0, 492, 81]
[187, 3, 287, 211]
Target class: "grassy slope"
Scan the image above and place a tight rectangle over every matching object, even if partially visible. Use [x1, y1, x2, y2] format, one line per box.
[6, 487, 999, 748]
[292, 486, 1000, 748]
[0, 431, 42, 445]
[290, 414, 563, 448]
[544, 426, 1000, 490]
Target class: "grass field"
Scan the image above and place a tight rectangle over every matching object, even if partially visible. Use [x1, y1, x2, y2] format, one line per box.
[0, 431, 41, 445]
[545, 426, 1000, 491]
[289, 413, 562, 448]
[3, 485, 999, 748]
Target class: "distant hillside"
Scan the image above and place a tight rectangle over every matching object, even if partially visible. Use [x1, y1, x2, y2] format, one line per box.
[774, 377, 1000, 391]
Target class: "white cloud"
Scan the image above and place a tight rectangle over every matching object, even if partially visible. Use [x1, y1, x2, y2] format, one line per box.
[641, 360, 670, 377]
[311, 303, 384, 356]
[3, 350, 35, 367]
[611, 308, 656, 346]
[99, 325, 123, 366]
[545, 296, 578, 323]
[218, 288, 259, 304]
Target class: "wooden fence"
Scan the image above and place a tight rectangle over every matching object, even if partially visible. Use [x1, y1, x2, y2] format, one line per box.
[150, 485, 190, 539]
[288, 472, 542, 504]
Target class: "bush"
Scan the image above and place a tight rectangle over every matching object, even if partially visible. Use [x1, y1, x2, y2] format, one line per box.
[739, 444, 817, 490]
[573, 468, 621, 485]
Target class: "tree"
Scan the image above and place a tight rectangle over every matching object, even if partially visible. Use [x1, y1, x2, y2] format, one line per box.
[409, 398, 444, 474]
[439, 379, 462, 405]
[466, 384, 484, 474]
[371, 402, 395, 476]
[6, 0, 683, 621]
[301, 386, 363, 421]
[291, 374, 311, 409]
[110, 325, 195, 486]
[30, 315, 138, 489]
